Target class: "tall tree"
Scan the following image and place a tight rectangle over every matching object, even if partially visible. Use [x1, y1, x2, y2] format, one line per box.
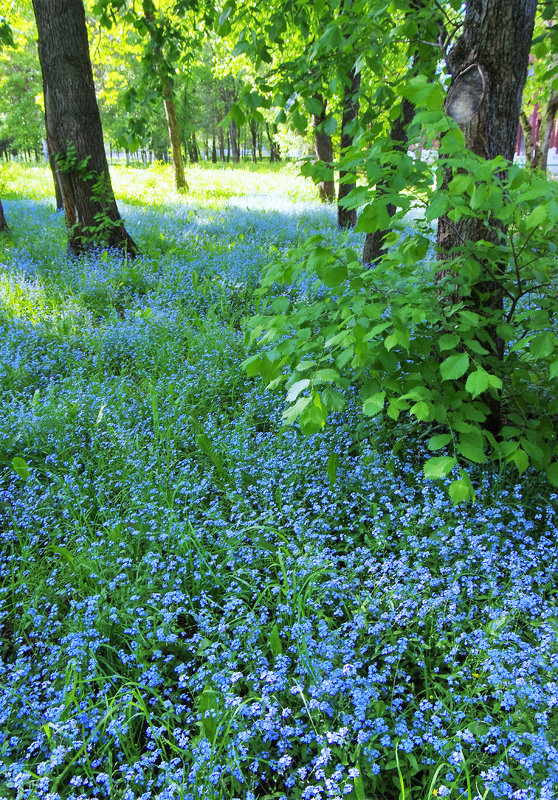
[32, 0, 138, 256]
[0, 199, 8, 233]
[438, 0, 537, 432]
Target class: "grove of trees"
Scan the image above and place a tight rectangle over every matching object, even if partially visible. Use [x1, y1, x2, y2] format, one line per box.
[2, 0, 558, 495]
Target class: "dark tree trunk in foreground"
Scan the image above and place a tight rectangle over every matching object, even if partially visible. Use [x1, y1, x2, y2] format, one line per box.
[163, 81, 188, 192]
[312, 95, 335, 203]
[0, 199, 8, 232]
[32, 0, 138, 256]
[337, 68, 361, 228]
[438, 0, 537, 432]
[46, 139, 64, 210]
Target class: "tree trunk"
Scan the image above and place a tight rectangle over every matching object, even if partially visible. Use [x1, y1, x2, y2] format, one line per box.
[218, 121, 225, 161]
[0, 199, 8, 233]
[337, 68, 361, 228]
[230, 120, 240, 163]
[250, 120, 258, 163]
[163, 80, 188, 192]
[211, 133, 217, 163]
[266, 123, 280, 162]
[438, 0, 537, 433]
[519, 109, 535, 164]
[312, 94, 335, 203]
[47, 139, 64, 210]
[32, 0, 138, 256]
[532, 92, 558, 171]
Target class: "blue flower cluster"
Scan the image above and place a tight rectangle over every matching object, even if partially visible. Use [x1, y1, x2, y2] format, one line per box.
[1, 174, 557, 800]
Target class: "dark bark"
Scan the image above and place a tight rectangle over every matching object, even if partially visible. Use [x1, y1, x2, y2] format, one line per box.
[163, 80, 188, 191]
[337, 69, 361, 228]
[211, 133, 217, 163]
[312, 94, 335, 203]
[519, 109, 535, 164]
[362, 96, 415, 264]
[32, 0, 138, 256]
[230, 120, 240, 163]
[266, 123, 281, 162]
[250, 120, 258, 163]
[0, 199, 9, 233]
[218, 120, 225, 161]
[438, 0, 537, 432]
[47, 139, 64, 210]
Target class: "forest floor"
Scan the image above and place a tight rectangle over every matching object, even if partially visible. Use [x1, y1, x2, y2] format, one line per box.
[0, 162, 557, 800]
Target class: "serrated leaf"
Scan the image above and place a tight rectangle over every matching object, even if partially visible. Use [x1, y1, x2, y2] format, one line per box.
[286, 379, 310, 403]
[449, 478, 472, 504]
[438, 333, 460, 351]
[362, 391, 385, 417]
[410, 401, 430, 421]
[530, 331, 555, 359]
[465, 369, 489, 399]
[512, 448, 529, 475]
[423, 456, 457, 479]
[547, 462, 558, 487]
[550, 358, 558, 378]
[458, 437, 487, 464]
[440, 352, 469, 381]
[428, 433, 452, 451]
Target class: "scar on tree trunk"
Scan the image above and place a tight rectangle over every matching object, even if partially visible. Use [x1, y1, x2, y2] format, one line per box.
[438, 0, 537, 434]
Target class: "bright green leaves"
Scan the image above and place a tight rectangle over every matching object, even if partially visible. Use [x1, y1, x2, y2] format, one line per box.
[423, 456, 456, 479]
[12, 456, 30, 480]
[465, 369, 502, 399]
[440, 352, 469, 381]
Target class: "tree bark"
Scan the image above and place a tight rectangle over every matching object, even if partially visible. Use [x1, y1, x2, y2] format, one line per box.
[0, 199, 8, 233]
[32, 0, 138, 256]
[230, 120, 240, 163]
[163, 80, 188, 192]
[218, 120, 225, 161]
[338, 68, 361, 228]
[438, 0, 537, 432]
[532, 92, 558, 171]
[312, 94, 335, 203]
[266, 123, 281, 162]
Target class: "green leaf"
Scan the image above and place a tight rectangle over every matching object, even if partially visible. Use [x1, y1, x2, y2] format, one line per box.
[286, 379, 310, 403]
[299, 395, 327, 434]
[440, 352, 469, 381]
[12, 457, 30, 481]
[465, 369, 489, 399]
[448, 479, 472, 504]
[423, 456, 457, 479]
[530, 331, 555, 359]
[270, 623, 283, 656]
[438, 333, 460, 351]
[427, 433, 452, 451]
[458, 436, 487, 464]
[353, 773, 366, 800]
[550, 358, 558, 378]
[512, 448, 529, 475]
[327, 451, 339, 487]
[410, 401, 430, 421]
[546, 462, 558, 487]
[362, 391, 385, 417]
